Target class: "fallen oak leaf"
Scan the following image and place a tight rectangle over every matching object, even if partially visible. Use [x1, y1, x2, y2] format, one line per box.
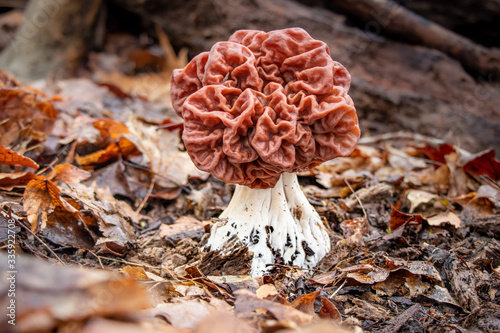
[0, 145, 39, 170]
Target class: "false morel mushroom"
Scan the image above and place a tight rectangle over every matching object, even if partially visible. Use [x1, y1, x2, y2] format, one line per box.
[171, 27, 360, 276]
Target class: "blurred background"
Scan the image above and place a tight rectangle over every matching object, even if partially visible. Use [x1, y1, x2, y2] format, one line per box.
[0, 0, 498, 153]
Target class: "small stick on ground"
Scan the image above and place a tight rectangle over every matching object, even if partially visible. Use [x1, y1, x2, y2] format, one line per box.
[18, 222, 67, 266]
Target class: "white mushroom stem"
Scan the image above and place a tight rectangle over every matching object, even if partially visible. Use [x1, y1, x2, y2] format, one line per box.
[205, 172, 331, 277]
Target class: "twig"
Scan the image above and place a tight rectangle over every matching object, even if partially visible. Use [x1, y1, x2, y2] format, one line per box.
[88, 250, 105, 269]
[135, 175, 156, 214]
[95, 255, 159, 270]
[139, 228, 161, 249]
[344, 179, 367, 218]
[18, 222, 67, 266]
[266, 263, 327, 274]
[330, 279, 347, 298]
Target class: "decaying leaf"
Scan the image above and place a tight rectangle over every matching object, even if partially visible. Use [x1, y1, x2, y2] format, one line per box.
[415, 143, 456, 165]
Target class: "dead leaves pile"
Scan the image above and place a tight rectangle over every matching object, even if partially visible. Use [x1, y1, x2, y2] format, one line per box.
[0, 62, 499, 333]
[0, 69, 204, 257]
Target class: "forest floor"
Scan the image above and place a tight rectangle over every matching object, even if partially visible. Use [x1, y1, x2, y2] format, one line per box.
[1, 25, 500, 333]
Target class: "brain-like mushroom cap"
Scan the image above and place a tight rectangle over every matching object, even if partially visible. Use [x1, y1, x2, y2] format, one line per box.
[171, 27, 360, 188]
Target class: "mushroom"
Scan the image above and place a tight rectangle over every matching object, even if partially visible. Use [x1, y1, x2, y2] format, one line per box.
[171, 27, 360, 276]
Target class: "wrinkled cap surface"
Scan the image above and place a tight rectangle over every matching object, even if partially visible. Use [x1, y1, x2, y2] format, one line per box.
[171, 27, 360, 188]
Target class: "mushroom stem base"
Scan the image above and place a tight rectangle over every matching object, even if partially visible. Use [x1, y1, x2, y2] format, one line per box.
[205, 172, 331, 277]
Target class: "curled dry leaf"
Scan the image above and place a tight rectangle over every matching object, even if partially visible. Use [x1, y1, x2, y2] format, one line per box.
[0, 145, 39, 170]
[24, 178, 73, 230]
[60, 183, 137, 254]
[318, 297, 342, 323]
[406, 189, 438, 213]
[427, 211, 463, 228]
[23, 178, 96, 249]
[0, 171, 44, 190]
[291, 290, 321, 315]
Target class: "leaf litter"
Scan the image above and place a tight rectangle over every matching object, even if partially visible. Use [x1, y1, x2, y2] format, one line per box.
[1, 34, 500, 333]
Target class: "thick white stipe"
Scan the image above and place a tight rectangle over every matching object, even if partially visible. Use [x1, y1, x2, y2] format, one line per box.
[206, 172, 330, 276]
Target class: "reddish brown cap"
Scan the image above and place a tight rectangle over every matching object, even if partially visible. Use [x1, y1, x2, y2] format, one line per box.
[171, 28, 360, 188]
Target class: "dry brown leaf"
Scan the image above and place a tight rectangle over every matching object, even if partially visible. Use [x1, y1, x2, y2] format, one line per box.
[427, 211, 463, 228]
[123, 115, 207, 189]
[415, 143, 456, 165]
[49, 163, 91, 184]
[388, 205, 426, 232]
[0, 86, 59, 146]
[93, 118, 130, 140]
[193, 311, 258, 333]
[24, 178, 68, 230]
[318, 297, 342, 323]
[60, 183, 137, 254]
[0, 171, 44, 190]
[340, 264, 390, 285]
[120, 265, 150, 280]
[154, 300, 215, 329]
[291, 290, 320, 315]
[256, 284, 279, 299]
[76, 138, 138, 168]
[406, 189, 437, 213]
[234, 289, 313, 325]
[0, 145, 39, 170]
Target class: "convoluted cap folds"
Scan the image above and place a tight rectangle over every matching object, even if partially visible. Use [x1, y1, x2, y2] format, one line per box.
[171, 28, 360, 188]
